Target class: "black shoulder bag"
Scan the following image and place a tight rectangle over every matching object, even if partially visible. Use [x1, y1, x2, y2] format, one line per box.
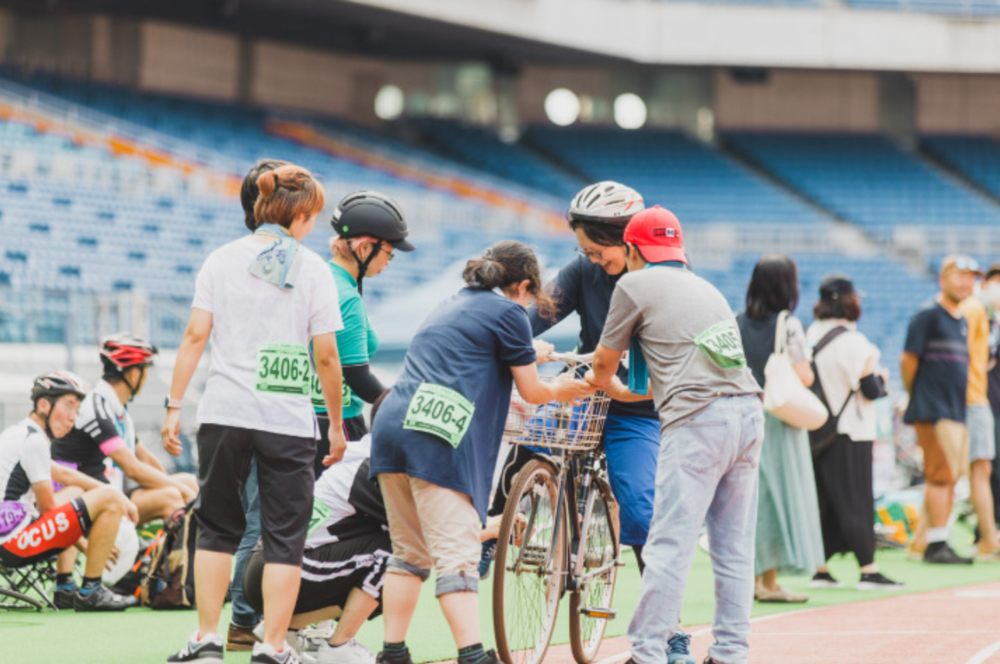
[808, 326, 853, 457]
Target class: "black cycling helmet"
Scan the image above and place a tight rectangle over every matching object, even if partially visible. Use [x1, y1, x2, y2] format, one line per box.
[332, 191, 416, 252]
[331, 191, 415, 294]
[32, 371, 87, 438]
[31, 371, 87, 405]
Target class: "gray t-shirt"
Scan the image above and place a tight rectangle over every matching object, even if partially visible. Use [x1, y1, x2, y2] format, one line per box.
[600, 266, 762, 432]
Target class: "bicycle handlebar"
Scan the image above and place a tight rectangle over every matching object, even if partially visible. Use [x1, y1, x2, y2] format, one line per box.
[544, 351, 594, 364]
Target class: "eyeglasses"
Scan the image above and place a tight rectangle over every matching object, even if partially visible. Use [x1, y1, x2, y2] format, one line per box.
[381, 247, 395, 262]
[575, 247, 606, 260]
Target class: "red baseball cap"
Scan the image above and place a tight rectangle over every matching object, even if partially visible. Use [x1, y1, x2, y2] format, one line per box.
[623, 205, 687, 264]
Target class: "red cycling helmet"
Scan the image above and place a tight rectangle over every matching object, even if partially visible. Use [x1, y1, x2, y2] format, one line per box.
[100, 334, 158, 372]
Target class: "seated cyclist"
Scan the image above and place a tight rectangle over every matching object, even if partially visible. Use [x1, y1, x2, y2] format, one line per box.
[0, 371, 138, 611]
[52, 334, 198, 525]
[244, 393, 509, 664]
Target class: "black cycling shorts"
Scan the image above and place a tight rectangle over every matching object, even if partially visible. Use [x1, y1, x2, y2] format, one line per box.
[242, 530, 391, 617]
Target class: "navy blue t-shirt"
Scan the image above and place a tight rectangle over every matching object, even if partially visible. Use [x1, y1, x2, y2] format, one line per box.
[528, 254, 657, 419]
[370, 288, 537, 521]
[903, 301, 969, 424]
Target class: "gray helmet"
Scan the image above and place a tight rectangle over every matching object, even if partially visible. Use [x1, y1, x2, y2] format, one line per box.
[331, 191, 415, 252]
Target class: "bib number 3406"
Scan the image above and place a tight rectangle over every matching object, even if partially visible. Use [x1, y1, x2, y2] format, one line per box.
[403, 383, 475, 448]
[255, 343, 311, 396]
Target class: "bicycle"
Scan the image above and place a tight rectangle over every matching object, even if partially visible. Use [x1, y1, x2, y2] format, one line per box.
[492, 352, 621, 664]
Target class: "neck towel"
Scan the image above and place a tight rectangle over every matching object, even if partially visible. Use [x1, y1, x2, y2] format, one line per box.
[249, 225, 302, 289]
[627, 261, 689, 395]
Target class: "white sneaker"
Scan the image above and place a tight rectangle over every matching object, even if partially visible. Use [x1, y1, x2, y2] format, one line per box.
[251, 642, 302, 664]
[249, 627, 316, 664]
[316, 639, 376, 664]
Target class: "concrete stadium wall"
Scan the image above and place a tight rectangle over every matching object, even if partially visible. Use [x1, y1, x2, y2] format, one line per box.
[139, 21, 240, 101]
[916, 74, 1000, 135]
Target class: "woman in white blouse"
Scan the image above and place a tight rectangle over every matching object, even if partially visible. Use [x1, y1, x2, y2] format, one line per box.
[806, 274, 903, 591]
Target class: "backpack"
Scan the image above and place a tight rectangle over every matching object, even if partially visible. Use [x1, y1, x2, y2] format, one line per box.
[140, 502, 197, 610]
[807, 326, 855, 457]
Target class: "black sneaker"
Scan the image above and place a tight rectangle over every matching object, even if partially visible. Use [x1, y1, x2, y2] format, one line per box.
[924, 542, 974, 565]
[457, 650, 502, 664]
[808, 571, 842, 589]
[376, 649, 414, 664]
[73, 584, 138, 611]
[856, 572, 906, 590]
[167, 632, 225, 663]
[251, 642, 301, 664]
[54, 586, 77, 609]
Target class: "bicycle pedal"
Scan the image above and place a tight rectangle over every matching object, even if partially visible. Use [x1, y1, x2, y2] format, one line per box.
[578, 606, 616, 620]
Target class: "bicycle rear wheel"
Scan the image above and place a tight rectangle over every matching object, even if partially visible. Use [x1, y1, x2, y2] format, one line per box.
[493, 458, 565, 664]
[569, 476, 620, 664]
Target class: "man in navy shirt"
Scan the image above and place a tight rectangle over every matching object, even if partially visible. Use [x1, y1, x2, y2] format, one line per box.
[901, 255, 980, 565]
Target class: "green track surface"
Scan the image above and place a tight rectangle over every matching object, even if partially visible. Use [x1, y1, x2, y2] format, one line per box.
[4, 526, 998, 664]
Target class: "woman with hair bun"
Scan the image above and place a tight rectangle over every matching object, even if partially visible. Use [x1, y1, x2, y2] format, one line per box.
[369, 240, 593, 664]
[162, 164, 347, 664]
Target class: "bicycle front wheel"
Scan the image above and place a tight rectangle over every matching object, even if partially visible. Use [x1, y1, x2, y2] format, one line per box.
[569, 476, 620, 664]
[493, 458, 565, 664]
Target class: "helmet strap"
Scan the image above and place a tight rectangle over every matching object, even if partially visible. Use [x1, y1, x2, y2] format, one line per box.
[37, 397, 57, 439]
[349, 240, 382, 296]
[122, 366, 145, 403]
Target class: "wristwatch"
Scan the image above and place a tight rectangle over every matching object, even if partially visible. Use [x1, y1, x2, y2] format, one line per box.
[164, 397, 183, 410]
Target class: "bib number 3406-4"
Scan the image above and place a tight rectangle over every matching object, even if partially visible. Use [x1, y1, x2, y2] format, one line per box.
[403, 383, 475, 448]
[255, 343, 311, 396]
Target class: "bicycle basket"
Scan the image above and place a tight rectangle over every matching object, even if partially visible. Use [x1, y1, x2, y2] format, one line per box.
[503, 361, 611, 452]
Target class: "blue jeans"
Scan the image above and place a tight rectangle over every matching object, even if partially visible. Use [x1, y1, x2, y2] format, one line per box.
[603, 414, 661, 546]
[231, 456, 262, 628]
[629, 395, 764, 664]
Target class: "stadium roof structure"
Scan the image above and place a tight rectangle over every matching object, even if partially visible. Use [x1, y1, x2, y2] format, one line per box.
[0, 0, 630, 69]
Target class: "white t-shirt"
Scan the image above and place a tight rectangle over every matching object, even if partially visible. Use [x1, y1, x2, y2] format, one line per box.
[0, 418, 51, 544]
[307, 435, 387, 550]
[807, 319, 881, 442]
[193, 235, 343, 438]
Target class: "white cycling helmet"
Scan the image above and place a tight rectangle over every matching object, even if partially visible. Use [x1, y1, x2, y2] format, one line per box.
[568, 181, 644, 225]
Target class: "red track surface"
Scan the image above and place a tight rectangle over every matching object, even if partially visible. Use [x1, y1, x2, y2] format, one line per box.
[503, 581, 1000, 664]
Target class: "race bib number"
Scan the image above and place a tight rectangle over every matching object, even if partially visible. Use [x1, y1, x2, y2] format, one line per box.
[255, 343, 311, 395]
[403, 383, 475, 448]
[695, 319, 746, 369]
[0, 501, 28, 537]
[309, 374, 354, 410]
[307, 498, 332, 536]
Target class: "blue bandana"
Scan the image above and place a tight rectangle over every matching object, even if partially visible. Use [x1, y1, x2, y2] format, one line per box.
[248, 225, 302, 289]
[628, 261, 689, 395]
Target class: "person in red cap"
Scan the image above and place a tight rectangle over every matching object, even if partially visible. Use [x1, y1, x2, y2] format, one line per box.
[586, 206, 764, 664]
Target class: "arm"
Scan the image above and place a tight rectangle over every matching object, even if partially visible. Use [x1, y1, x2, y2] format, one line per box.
[50, 463, 104, 492]
[162, 308, 212, 457]
[588, 343, 623, 388]
[901, 352, 920, 394]
[793, 360, 815, 388]
[314, 331, 347, 465]
[32, 479, 57, 515]
[135, 440, 166, 473]
[343, 364, 386, 404]
[510, 363, 593, 405]
[109, 446, 185, 494]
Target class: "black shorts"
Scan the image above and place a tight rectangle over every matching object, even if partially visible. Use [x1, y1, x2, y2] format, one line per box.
[314, 415, 369, 478]
[242, 530, 391, 617]
[0, 498, 92, 568]
[194, 424, 315, 566]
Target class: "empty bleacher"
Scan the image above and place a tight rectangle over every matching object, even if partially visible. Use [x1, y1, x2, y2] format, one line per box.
[526, 125, 826, 225]
[922, 135, 1000, 202]
[725, 132, 1000, 239]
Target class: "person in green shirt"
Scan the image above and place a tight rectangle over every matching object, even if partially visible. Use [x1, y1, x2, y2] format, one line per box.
[312, 191, 416, 477]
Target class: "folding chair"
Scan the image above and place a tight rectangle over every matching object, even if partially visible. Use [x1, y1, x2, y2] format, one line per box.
[0, 556, 58, 611]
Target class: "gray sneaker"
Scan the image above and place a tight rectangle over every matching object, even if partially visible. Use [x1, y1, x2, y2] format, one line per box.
[167, 632, 225, 663]
[73, 584, 137, 611]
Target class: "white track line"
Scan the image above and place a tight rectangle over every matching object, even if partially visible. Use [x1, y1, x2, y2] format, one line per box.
[963, 638, 1000, 664]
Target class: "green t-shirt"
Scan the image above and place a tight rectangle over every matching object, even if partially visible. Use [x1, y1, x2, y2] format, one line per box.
[311, 263, 379, 419]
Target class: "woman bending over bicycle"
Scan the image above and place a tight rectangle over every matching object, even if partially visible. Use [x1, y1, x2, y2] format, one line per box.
[369, 240, 593, 664]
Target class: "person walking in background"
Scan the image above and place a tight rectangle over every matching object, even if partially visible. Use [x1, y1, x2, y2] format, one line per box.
[984, 264, 1000, 537]
[959, 264, 1000, 561]
[585, 206, 764, 664]
[806, 275, 904, 590]
[162, 164, 347, 664]
[736, 254, 825, 603]
[901, 255, 979, 565]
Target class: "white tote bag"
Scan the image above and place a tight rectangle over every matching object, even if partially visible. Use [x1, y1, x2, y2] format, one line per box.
[762, 311, 829, 431]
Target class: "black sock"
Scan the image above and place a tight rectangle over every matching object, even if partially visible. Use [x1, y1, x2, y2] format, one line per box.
[458, 643, 489, 664]
[633, 545, 645, 575]
[383, 642, 408, 656]
[79, 577, 101, 595]
[56, 573, 75, 589]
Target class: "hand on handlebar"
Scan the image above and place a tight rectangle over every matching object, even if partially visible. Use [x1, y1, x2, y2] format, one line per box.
[533, 339, 555, 364]
[553, 374, 596, 404]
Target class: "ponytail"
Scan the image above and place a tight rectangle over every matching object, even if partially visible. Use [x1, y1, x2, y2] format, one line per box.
[463, 240, 557, 321]
[463, 257, 507, 290]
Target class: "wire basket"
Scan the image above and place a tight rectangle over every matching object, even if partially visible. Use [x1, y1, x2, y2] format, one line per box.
[503, 355, 611, 452]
